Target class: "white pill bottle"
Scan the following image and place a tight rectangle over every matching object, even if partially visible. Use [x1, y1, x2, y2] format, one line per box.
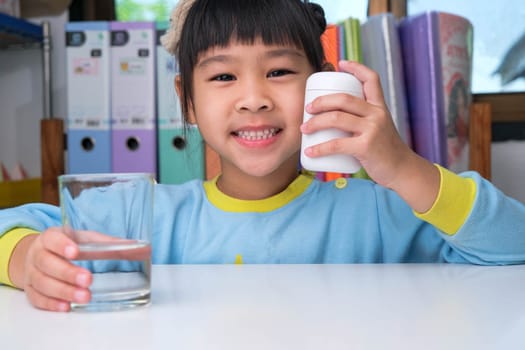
[300, 71, 364, 174]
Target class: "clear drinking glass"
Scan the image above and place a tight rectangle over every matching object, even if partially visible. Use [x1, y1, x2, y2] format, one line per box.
[58, 173, 155, 312]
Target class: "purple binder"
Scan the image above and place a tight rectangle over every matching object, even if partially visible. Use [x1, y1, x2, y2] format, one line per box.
[398, 12, 447, 166]
[110, 21, 157, 175]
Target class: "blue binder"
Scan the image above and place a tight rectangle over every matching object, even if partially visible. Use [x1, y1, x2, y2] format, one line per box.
[66, 21, 111, 174]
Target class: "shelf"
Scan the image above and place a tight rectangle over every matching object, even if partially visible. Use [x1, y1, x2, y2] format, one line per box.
[0, 12, 43, 49]
[473, 92, 525, 123]
[0, 178, 42, 208]
[0, 13, 55, 204]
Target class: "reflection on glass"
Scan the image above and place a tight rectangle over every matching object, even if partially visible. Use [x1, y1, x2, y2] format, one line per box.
[408, 0, 525, 93]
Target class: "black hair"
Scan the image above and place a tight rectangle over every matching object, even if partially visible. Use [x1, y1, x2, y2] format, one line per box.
[176, 0, 327, 121]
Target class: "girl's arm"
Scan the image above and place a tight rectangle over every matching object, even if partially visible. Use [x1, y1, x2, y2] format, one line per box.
[4, 230, 38, 288]
[302, 60, 525, 263]
[301, 60, 440, 213]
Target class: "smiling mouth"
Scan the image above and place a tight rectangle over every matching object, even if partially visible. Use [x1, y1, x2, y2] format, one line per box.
[233, 128, 282, 141]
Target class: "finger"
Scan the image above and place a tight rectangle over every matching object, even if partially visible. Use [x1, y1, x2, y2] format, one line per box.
[338, 60, 386, 107]
[303, 117, 380, 159]
[301, 109, 366, 135]
[25, 284, 71, 312]
[306, 91, 369, 117]
[33, 248, 92, 288]
[28, 266, 91, 305]
[304, 136, 359, 158]
[40, 228, 79, 260]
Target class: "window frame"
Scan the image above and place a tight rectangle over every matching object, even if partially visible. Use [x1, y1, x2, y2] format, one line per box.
[368, 0, 525, 124]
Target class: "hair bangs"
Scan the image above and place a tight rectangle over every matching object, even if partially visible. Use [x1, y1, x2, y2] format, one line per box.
[183, 0, 319, 59]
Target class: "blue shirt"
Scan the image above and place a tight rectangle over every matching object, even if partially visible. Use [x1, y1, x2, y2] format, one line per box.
[1, 170, 525, 266]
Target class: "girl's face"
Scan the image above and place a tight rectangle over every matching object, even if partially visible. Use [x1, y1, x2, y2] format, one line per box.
[189, 39, 315, 180]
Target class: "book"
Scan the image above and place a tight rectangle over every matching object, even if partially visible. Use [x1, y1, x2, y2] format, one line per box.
[399, 11, 473, 170]
[342, 17, 362, 63]
[439, 13, 473, 172]
[361, 13, 412, 147]
[321, 24, 341, 70]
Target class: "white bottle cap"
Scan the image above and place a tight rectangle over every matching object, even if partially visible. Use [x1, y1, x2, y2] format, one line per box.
[305, 71, 363, 98]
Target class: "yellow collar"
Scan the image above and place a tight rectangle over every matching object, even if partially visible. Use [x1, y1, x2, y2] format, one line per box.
[203, 174, 313, 212]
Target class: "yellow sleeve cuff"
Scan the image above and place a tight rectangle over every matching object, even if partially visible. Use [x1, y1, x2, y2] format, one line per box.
[414, 165, 477, 235]
[0, 228, 39, 287]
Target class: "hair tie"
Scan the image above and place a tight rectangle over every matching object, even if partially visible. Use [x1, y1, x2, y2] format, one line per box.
[160, 0, 198, 55]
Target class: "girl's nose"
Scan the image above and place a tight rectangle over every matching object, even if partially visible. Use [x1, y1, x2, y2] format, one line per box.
[234, 80, 274, 113]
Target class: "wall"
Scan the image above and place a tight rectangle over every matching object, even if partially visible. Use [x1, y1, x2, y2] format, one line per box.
[492, 141, 525, 203]
[0, 11, 68, 178]
[1, 11, 524, 204]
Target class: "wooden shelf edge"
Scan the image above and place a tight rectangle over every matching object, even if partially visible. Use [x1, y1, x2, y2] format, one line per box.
[473, 93, 525, 123]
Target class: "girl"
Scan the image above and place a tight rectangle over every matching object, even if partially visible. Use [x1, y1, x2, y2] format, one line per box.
[1, 0, 525, 312]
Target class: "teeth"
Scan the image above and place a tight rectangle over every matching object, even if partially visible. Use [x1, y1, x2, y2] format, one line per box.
[236, 128, 278, 141]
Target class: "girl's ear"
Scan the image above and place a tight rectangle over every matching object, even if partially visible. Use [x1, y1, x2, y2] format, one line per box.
[186, 106, 197, 125]
[174, 75, 197, 125]
[175, 74, 183, 99]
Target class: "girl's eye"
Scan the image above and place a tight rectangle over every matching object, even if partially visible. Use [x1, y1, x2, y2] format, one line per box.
[212, 74, 235, 81]
[268, 69, 293, 78]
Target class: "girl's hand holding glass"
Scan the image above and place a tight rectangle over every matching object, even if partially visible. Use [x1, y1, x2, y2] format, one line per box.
[23, 227, 92, 312]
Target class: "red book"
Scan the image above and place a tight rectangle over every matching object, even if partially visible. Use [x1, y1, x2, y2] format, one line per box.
[321, 24, 340, 70]
[320, 24, 344, 181]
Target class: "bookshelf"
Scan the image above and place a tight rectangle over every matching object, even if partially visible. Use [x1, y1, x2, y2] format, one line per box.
[368, 0, 493, 180]
[0, 13, 63, 207]
[0, 12, 42, 49]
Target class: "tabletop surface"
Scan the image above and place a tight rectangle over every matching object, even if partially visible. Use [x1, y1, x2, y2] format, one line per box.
[2, 264, 525, 350]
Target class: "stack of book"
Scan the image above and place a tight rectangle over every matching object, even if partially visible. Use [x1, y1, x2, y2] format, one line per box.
[65, 21, 205, 184]
[318, 11, 473, 178]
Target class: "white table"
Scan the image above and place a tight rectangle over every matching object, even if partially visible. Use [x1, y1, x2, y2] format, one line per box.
[2, 264, 525, 349]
